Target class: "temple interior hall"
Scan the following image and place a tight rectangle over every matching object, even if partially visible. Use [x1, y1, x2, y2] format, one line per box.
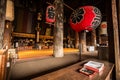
[0, 0, 120, 80]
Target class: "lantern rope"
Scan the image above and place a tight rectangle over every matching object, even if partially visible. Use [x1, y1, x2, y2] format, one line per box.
[47, 2, 74, 11]
[63, 3, 74, 11]
[46, 2, 53, 5]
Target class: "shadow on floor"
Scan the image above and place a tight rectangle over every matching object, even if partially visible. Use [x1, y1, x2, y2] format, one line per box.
[9, 51, 98, 80]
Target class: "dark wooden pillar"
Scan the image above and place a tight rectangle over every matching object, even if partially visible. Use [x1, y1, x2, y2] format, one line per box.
[118, 0, 120, 50]
[0, 0, 6, 49]
[35, 23, 40, 43]
[3, 21, 12, 49]
[80, 31, 87, 52]
[107, 0, 120, 79]
[0, 51, 7, 80]
[53, 0, 64, 57]
[91, 30, 97, 47]
[111, 0, 120, 79]
[107, 0, 114, 62]
[0, 1, 7, 80]
[75, 32, 79, 48]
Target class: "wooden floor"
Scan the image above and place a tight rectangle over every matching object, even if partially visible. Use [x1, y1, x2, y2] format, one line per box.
[32, 58, 114, 80]
[81, 51, 98, 60]
[9, 51, 98, 80]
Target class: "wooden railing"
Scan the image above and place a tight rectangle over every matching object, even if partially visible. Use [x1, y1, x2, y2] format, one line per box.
[12, 32, 53, 39]
[12, 32, 68, 40]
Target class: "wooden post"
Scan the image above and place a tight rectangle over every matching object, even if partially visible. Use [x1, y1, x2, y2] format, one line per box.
[91, 29, 97, 48]
[75, 32, 79, 48]
[0, 50, 7, 80]
[111, 0, 120, 79]
[3, 21, 12, 49]
[35, 23, 40, 43]
[80, 31, 87, 52]
[53, 0, 64, 57]
[0, 0, 6, 49]
[98, 28, 102, 44]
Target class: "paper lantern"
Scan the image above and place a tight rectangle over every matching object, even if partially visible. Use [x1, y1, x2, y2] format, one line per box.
[70, 6, 102, 32]
[6, 0, 14, 21]
[100, 21, 107, 35]
[46, 6, 55, 23]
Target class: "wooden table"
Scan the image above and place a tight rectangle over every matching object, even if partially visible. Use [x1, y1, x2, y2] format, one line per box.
[32, 59, 114, 80]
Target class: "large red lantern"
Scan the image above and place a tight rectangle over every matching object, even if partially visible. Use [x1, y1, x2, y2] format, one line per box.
[70, 6, 102, 32]
[46, 5, 55, 23]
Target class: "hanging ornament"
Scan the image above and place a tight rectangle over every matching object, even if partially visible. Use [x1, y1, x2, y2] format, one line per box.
[6, 0, 14, 21]
[100, 21, 107, 35]
[37, 12, 42, 21]
[46, 5, 55, 23]
[70, 6, 102, 32]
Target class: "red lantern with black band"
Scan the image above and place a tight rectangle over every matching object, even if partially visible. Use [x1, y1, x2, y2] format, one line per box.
[46, 5, 55, 23]
[70, 6, 102, 32]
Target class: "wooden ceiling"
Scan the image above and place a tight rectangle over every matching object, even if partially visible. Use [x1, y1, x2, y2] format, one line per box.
[41, 0, 106, 20]
[15, 0, 106, 21]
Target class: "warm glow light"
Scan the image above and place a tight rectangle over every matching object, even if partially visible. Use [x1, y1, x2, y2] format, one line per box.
[6, 0, 14, 21]
[70, 6, 102, 32]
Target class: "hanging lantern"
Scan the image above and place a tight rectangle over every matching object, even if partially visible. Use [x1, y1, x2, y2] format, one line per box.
[6, 0, 14, 21]
[70, 6, 102, 32]
[46, 5, 55, 23]
[100, 21, 107, 35]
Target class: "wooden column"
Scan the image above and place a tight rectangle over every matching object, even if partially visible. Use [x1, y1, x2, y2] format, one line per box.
[3, 21, 12, 49]
[98, 30, 102, 44]
[80, 31, 87, 52]
[111, 0, 120, 79]
[118, 0, 119, 41]
[106, 0, 115, 79]
[35, 23, 40, 43]
[75, 32, 79, 48]
[0, 50, 7, 80]
[91, 30, 97, 48]
[107, 0, 120, 79]
[53, 0, 64, 57]
[0, 0, 6, 49]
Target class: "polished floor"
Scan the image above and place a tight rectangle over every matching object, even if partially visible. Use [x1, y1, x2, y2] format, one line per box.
[9, 51, 98, 80]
